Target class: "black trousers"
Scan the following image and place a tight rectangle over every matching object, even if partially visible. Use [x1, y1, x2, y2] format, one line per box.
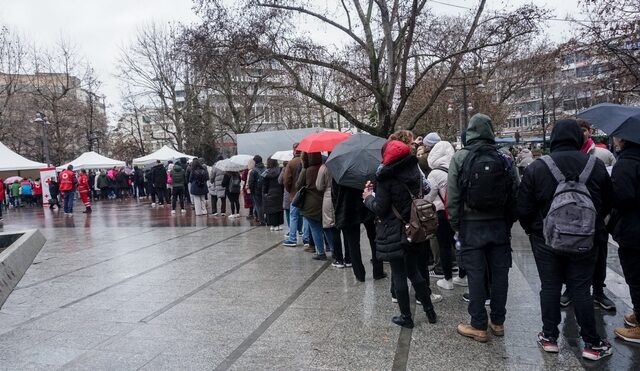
[619, 246, 640, 319]
[363, 219, 384, 277]
[342, 224, 365, 280]
[459, 219, 511, 330]
[329, 227, 350, 264]
[152, 185, 166, 204]
[211, 195, 226, 214]
[228, 192, 240, 214]
[390, 247, 433, 316]
[391, 240, 429, 300]
[530, 234, 600, 344]
[172, 187, 185, 210]
[436, 210, 466, 280]
[592, 230, 609, 292]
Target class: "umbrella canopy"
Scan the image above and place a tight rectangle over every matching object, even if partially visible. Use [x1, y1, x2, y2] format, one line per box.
[578, 103, 640, 143]
[271, 150, 294, 161]
[297, 131, 351, 153]
[326, 134, 386, 189]
[229, 154, 253, 168]
[57, 151, 126, 171]
[0, 142, 47, 171]
[4, 176, 23, 184]
[214, 159, 245, 172]
[132, 145, 196, 166]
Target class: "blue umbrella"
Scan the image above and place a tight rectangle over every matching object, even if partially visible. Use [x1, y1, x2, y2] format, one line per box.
[578, 103, 640, 143]
[326, 133, 386, 189]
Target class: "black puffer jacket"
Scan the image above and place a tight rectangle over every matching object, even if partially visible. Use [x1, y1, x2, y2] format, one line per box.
[364, 155, 421, 261]
[151, 163, 167, 188]
[610, 142, 640, 247]
[262, 167, 284, 214]
[517, 119, 612, 237]
[332, 180, 365, 228]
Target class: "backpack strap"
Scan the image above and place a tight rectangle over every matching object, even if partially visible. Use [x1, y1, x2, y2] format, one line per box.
[578, 155, 597, 184]
[540, 155, 565, 183]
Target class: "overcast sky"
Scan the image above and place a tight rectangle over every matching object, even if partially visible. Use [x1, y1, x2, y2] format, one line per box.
[1, 0, 580, 123]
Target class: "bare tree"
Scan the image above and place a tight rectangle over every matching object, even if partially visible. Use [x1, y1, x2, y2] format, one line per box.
[194, 0, 548, 138]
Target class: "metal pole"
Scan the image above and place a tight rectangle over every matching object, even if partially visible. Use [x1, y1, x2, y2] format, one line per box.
[41, 119, 50, 165]
[462, 82, 469, 134]
[541, 83, 546, 148]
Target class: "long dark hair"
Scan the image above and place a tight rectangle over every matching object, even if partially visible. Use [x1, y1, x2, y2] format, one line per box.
[191, 159, 203, 170]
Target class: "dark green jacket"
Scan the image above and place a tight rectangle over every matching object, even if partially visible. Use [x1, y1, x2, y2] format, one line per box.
[446, 113, 519, 231]
[171, 164, 185, 189]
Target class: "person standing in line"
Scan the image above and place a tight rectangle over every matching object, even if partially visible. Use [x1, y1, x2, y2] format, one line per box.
[425, 141, 468, 290]
[447, 113, 519, 343]
[88, 171, 96, 201]
[248, 155, 267, 225]
[241, 167, 253, 218]
[170, 161, 187, 214]
[262, 159, 284, 230]
[278, 162, 291, 234]
[283, 143, 303, 245]
[295, 152, 326, 260]
[518, 119, 613, 360]
[189, 159, 210, 216]
[609, 137, 640, 344]
[316, 161, 349, 268]
[151, 160, 167, 207]
[0, 179, 4, 221]
[363, 140, 437, 328]
[59, 165, 78, 216]
[223, 171, 242, 218]
[133, 166, 145, 199]
[78, 169, 92, 214]
[209, 156, 227, 216]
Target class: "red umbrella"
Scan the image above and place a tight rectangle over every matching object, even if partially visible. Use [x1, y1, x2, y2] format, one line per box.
[297, 131, 352, 152]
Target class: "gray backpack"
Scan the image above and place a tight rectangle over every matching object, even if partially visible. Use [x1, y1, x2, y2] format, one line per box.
[541, 155, 597, 254]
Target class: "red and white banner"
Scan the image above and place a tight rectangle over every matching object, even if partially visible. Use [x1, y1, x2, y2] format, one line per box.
[40, 167, 58, 207]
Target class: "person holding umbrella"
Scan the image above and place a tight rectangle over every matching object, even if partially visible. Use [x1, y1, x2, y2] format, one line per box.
[611, 136, 640, 343]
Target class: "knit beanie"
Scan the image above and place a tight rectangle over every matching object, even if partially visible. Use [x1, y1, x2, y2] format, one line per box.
[382, 140, 411, 165]
[423, 132, 441, 147]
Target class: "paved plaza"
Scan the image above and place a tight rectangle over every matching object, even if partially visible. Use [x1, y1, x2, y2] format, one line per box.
[0, 200, 638, 370]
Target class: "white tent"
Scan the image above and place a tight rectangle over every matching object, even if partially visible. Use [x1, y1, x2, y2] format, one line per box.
[57, 151, 126, 171]
[132, 145, 196, 166]
[0, 142, 47, 172]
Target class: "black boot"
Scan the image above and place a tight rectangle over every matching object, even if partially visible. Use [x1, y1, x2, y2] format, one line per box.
[415, 282, 437, 324]
[83, 207, 92, 214]
[392, 289, 414, 328]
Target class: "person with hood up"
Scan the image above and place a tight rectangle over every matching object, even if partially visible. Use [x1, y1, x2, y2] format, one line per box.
[424, 141, 467, 290]
[261, 159, 284, 230]
[151, 160, 168, 206]
[447, 113, 519, 343]
[189, 159, 210, 216]
[209, 156, 227, 216]
[295, 152, 326, 260]
[363, 140, 437, 328]
[610, 137, 640, 344]
[170, 162, 187, 214]
[518, 119, 613, 360]
[248, 155, 267, 224]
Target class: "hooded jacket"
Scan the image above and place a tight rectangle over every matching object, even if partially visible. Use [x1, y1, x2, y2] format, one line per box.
[446, 114, 519, 231]
[283, 153, 303, 196]
[209, 164, 227, 198]
[189, 165, 210, 196]
[425, 141, 455, 211]
[609, 141, 640, 247]
[364, 153, 421, 261]
[151, 163, 167, 188]
[516, 149, 534, 169]
[517, 119, 612, 238]
[170, 164, 185, 189]
[262, 167, 284, 214]
[316, 164, 336, 228]
[296, 152, 323, 221]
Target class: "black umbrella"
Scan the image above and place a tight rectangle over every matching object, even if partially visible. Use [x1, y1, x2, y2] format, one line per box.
[325, 133, 386, 189]
[578, 103, 640, 143]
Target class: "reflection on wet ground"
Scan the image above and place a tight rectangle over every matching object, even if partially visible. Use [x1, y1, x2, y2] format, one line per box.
[0, 198, 638, 370]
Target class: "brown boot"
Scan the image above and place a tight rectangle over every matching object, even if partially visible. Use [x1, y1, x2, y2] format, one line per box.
[489, 321, 504, 337]
[615, 326, 640, 344]
[624, 313, 638, 327]
[457, 323, 488, 343]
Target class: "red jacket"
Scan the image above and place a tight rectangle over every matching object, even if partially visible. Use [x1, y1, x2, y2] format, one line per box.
[59, 170, 77, 192]
[0, 181, 4, 201]
[78, 174, 89, 193]
[33, 183, 43, 196]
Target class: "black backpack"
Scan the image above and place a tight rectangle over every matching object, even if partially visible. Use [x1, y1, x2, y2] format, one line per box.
[229, 175, 241, 193]
[460, 144, 512, 210]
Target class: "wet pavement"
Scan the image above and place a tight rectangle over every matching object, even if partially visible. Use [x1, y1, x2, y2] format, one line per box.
[0, 199, 638, 370]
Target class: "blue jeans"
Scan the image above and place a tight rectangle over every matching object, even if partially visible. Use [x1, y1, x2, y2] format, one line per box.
[287, 205, 301, 242]
[63, 192, 75, 213]
[303, 218, 310, 243]
[305, 218, 325, 256]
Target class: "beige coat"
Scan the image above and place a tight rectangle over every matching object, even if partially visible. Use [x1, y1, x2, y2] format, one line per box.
[315, 164, 335, 228]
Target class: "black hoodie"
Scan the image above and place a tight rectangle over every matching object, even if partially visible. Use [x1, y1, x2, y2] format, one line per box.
[517, 119, 612, 236]
[610, 141, 640, 247]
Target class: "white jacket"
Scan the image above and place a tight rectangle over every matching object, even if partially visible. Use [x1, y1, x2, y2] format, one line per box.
[424, 141, 455, 211]
[586, 142, 617, 167]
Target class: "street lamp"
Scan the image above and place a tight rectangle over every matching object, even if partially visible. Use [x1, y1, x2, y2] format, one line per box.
[33, 112, 51, 165]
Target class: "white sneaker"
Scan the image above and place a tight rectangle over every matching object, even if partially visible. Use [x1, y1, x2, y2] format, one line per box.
[270, 226, 275, 231]
[221, 213, 226, 216]
[151, 203, 156, 207]
[453, 276, 468, 287]
[276, 225, 283, 231]
[431, 293, 443, 303]
[171, 210, 176, 215]
[437, 278, 454, 290]
[181, 209, 186, 213]
[213, 213, 219, 216]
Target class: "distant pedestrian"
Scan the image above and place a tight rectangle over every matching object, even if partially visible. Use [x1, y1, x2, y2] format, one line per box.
[248, 155, 267, 224]
[262, 159, 284, 230]
[189, 159, 209, 216]
[223, 171, 242, 218]
[151, 160, 167, 206]
[78, 170, 92, 213]
[170, 161, 186, 214]
[209, 156, 227, 216]
[48, 178, 60, 210]
[59, 165, 78, 216]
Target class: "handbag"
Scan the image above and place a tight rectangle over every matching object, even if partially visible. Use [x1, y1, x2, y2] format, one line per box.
[291, 185, 307, 208]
